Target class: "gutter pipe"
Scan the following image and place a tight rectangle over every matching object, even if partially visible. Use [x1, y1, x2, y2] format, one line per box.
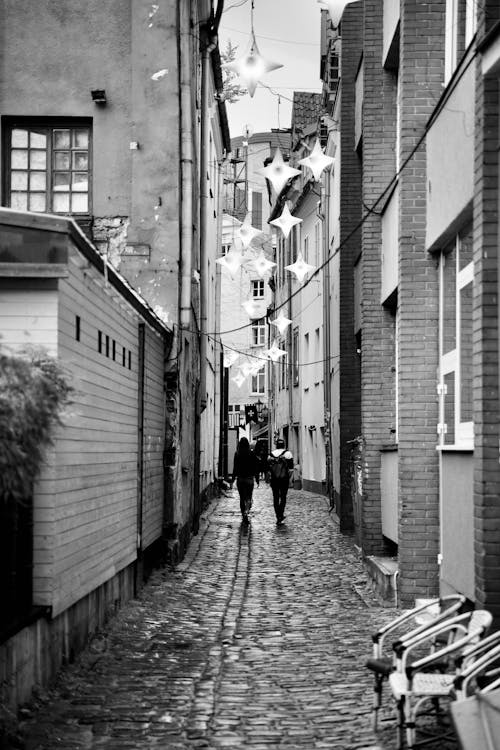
[179, 0, 194, 329]
[199, 23, 218, 412]
[199, 1, 226, 414]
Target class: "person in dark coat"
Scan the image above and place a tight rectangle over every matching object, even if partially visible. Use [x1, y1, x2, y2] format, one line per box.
[231, 436, 260, 524]
[267, 437, 294, 526]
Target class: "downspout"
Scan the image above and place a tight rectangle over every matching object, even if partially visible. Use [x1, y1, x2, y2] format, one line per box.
[199, 26, 218, 412]
[320, 172, 333, 502]
[179, 0, 194, 329]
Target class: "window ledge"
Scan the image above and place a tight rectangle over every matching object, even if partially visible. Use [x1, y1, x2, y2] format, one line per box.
[436, 444, 474, 453]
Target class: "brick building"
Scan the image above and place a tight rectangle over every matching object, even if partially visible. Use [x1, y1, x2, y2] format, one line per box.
[320, 0, 500, 615]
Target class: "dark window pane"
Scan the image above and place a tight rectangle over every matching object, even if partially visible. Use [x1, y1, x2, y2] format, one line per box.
[443, 244, 456, 354]
[460, 282, 473, 423]
[54, 172, 70, 191]
[53, 129, 71, 149]
[54, 152, 70, 170]
[444, 371, 455, 444]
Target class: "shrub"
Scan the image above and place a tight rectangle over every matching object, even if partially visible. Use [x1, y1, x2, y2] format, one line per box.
[0, 349, 72, 503]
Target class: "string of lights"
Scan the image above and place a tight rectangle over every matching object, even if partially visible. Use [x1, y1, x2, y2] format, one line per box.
[208, 333, 341, 368]
[205, 38, 482, 338]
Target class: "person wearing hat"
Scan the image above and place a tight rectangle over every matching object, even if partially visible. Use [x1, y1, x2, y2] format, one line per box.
[267, 437, 294, 526]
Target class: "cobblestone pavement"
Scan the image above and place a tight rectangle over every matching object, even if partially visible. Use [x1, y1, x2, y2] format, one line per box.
[18, 488, 459, 750]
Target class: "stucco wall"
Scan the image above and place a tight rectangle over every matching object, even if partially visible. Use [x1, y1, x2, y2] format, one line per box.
[0, 0, 181, 322]
[426, 55, 475, 250]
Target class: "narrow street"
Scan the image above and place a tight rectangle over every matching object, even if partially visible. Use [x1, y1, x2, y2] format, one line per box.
[18, 489, 452, 750]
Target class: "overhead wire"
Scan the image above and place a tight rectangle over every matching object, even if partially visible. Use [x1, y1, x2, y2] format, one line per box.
[198, 37, 482, 339]
[182, 0, 486, 371]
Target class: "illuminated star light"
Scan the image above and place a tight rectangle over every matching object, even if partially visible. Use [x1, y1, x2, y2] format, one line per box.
[259, 148, 301, 195]
[270, 311, 292, 335]
[232, 372, 247, 388]
[239, 361, 254, 378]
[265, 340, 287, 362]
[249, 359, 265, 375]
[285, 252, 316, 283]
[298, 139, 335, 181]
[222, 31, 283, 97]
[237, 213, 262, 249]
[223, 350, 239, 368]
[215, 247, 244, 279]
[242, 299, 263, 319]
[317, 0, 359, 27]
[251, 250, 277, 278]
[151, 68, 168, 80]
[270, 204, 303, 239]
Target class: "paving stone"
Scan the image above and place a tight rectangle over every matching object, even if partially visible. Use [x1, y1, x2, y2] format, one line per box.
[16, 489, 459, 750]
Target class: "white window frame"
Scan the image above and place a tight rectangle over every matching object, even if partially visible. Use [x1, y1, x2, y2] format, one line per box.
[252, 279, 265, 299]
[251, 319, 266, 347]
[438, 233, 474, 449]
[314, 221, 321, 266]
[465, 0, 477, 47]
[444, 0, 458, 85]
[251, 365, 266, 395]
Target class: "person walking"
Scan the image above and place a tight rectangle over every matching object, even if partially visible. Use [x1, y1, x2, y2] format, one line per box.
[267, 437, 294, 526]
[230, 436, 260, 524]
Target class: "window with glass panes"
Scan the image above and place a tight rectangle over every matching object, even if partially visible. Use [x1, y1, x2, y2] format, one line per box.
[252, 279, 265, 298]
[6, 122, 91, 214]
[251, 365, 265, 394]
[251, 318, 266, 346]
[293, 328, 299, 386]
[438, 224, 473, 448]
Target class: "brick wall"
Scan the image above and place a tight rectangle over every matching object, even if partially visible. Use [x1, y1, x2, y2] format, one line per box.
[397, 0, 445, 605]
[338, 4, 363, 532]
[473, 5, 500, 622]
[360, 0, 398, 555]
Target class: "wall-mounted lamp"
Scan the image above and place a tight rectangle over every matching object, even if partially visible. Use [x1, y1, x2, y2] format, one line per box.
[91, 89, 107, 105]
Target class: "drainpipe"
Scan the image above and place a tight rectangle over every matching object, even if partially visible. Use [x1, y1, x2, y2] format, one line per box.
[179, 0, 194, 330]
[320, 171, 333, 503]
[199, 25, 218, 412]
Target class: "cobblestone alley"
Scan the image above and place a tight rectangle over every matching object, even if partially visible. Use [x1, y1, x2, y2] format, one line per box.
[16, 489, 458, 750]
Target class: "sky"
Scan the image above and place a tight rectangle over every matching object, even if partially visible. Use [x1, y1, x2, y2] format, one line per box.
[218, 0, 323, 139]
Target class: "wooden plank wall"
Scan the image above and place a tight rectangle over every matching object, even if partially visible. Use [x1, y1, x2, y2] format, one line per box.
[1, 253, 168, 618]
[46, 251, 166, 617]
[51, 262, 139, 616]
[141, 325, 165, 549]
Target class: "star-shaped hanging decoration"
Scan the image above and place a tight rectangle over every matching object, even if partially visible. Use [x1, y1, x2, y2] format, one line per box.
[242, 299, 263, 319]
[317, 0, 358, 27]
[232, 372, 247, 388]
[270, 204, 303, 239]
[265, 340, 287, 362]
[270, 311, 292, 335]
[298, 139, 335, 182]
[238, 361, 254, 378]
[285, 251, 316, 283]
[259, 148, 301, 195]
[222, 31, 283, 97]
[237, 213, 262, 249]
[223, 350, 239, 368]
[249, 359, 265, 375]
[215, 247, 244, 279]
[251, 250, 277, 278]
